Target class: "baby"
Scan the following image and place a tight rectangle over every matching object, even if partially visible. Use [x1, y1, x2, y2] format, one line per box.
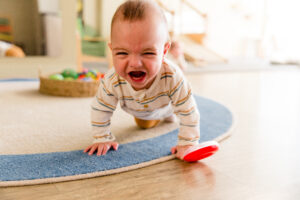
[84, 0, 200, 160]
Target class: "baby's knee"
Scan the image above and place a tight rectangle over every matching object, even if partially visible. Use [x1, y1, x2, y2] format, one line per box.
[134, 117, 160, 129]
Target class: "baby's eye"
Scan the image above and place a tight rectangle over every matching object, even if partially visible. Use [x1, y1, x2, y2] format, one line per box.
[116, 52, 128, 56]
[143, 52, 156, 55]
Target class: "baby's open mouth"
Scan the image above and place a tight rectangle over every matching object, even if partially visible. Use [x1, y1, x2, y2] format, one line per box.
[128, 71, 146, 82]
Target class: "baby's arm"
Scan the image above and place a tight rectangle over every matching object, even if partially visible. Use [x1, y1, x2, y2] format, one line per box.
[85, 107, 118, 156]
[170, 95, 200, 160]
[85, 72, 119, 156]
[168, 70, 200, 159]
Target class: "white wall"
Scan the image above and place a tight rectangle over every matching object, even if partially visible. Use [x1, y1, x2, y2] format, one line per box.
[38, 0, 60, 14]
[163, 0, 265, 59]
[83, 0, 99, 31]
[99, 0, 125, 39]
[262, 0, 300, 61]
[162, 0, 300, 61]
[199, 0, 265, 59]
[43, 15, 62, 57]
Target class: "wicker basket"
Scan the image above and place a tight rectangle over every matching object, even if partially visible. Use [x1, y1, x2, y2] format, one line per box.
[39, 75, 100, 97]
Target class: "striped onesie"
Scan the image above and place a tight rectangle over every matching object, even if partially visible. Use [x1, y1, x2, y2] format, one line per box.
[91, 59, 200, 146]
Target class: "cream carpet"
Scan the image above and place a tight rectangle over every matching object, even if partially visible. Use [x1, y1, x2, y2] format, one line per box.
[0, 81, 179, 155]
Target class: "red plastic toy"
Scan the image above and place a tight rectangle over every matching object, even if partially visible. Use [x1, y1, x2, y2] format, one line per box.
[183, 141, 219, 162]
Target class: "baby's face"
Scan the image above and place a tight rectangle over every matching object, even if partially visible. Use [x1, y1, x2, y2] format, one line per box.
[109, 17, 169, 91]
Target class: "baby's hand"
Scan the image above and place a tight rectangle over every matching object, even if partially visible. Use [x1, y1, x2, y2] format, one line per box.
[171, 145, 192, 160]
[84, 142, 119, 156]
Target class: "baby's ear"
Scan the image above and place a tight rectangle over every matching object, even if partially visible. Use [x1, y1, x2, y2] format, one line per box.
[163, 42, 171, 55]
[108, 42, 112, 50]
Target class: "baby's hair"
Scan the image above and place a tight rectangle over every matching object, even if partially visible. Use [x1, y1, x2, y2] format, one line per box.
[117, 0, 146, 21]
[111, 0, 169, 39]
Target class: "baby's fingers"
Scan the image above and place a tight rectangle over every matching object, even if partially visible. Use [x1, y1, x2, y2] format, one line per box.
[101, 145, 110, 155]
[88, 145, 98, 155]
[101, 143, 118, 155]
[97, 145, 104, 156]
[171, 146, 177, 154]
[83, 145, 93, 153]
[112, 142, 119, 151]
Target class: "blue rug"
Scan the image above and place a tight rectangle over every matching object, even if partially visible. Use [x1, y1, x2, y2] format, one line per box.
[0, 79, 234, 187]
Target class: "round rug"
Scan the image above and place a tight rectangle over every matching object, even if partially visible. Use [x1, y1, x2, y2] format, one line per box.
[0, 79, 234, 187]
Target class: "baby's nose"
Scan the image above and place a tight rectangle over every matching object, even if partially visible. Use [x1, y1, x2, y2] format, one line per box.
[128, 55, 142, 68]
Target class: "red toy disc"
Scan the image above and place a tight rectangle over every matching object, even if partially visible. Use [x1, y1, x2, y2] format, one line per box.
[183, 141, 219, 162]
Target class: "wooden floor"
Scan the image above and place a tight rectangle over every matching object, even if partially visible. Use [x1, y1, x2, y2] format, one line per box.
[1, 67, 300, 200]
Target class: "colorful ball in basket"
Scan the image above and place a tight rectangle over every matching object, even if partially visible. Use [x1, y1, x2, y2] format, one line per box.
[40, 68, 102, 97]
[62, 69, 78, 79]
[49, 74, 64, 80]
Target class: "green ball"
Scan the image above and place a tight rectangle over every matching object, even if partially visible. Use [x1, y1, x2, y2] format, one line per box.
[89, 69, 98, 76]
[86, 71, 94, 78]
[62, 69, 78, 79]
[49, 74, 64, 80]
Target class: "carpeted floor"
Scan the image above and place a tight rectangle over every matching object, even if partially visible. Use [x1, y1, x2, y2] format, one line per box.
[0, 80, 179, 155]
[0, 80, 234, 187]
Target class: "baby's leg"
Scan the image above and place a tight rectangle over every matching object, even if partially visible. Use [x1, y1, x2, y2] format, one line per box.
[134, 117, 160, 129]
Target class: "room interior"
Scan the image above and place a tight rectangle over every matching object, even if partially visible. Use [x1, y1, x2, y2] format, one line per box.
[0, 0, 300, 199]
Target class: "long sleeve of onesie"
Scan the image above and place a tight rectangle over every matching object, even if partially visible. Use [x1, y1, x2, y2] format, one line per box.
[166, 63, 200, 146]
[90, 70, 119, 143]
